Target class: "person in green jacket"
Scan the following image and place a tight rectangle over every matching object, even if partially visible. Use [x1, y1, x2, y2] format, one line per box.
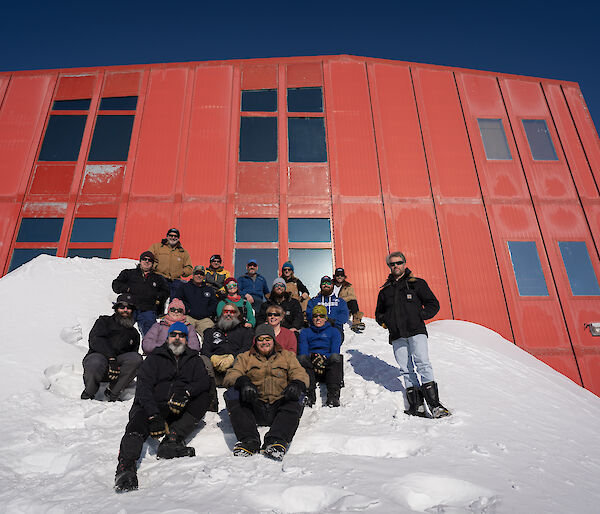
[216, 277, 255, 328]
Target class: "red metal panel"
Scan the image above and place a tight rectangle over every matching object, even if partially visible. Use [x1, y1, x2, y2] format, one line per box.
[102, 71, 141, 98]
[55, 75, 96, 100]
[286, 63, 323, 87]
[241, 63, 278, 90]
[236, 163, 278, 199]
[80, 164, 125, 195]
[0, 76, 8, 104]
[179, 203, 227, 269]
[29, 164, 75, 195]
[0, 203, 22, 273]
[288, 164, 330, 198]
[75, 201, 119, 217]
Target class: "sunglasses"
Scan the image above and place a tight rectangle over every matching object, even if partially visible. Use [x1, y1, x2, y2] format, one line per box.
[313, 314, 327, 319]
[194, 271, 205, 276]
[256, 335, 273, 342]
[321, 281, 332, 286]
[267, 312, 281, 317]
[140, 257, 153, 262]
[247, 263, 258, 268]
[169, 307, 184, 314]
[211, 259, 221, 263]
[389, 260, 405, 267]
[282, 268, 292, 272]
[116, 304, 133, 310]
[226, 283, 237, 289]
[274, 284, 285, 288]
[223, 310, 237, 315]
[167, 234, 179, 238]
[169, 332, 186, 339]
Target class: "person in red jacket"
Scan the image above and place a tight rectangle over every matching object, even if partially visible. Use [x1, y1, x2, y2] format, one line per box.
[266, 304, 297, 353]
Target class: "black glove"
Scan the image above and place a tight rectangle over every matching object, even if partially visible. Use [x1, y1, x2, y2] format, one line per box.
[168, 391, 190, 415]
[284, 380, 306, 401]
[236, 376, 259, 403]
[148, 414, 167, 438]
[107, 358, 120, 382]
[310, 353, 327, 372]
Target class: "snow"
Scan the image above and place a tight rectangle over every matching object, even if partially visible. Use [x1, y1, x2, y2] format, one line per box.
[1, 254, 600, 513]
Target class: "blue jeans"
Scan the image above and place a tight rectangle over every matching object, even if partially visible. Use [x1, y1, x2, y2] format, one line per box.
[392, 334, 434, 388]
[135, 310, 157, 337]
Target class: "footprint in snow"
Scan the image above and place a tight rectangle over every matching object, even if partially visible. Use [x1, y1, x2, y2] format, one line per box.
[60, 324, 83, 345]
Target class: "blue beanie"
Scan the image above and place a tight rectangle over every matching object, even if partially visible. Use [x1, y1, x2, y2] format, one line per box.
[282, 261, 294, 272]
[168, 321, 189, 336]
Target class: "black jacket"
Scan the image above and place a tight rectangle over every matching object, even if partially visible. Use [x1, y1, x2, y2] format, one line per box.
[201, 324, 253, 358]
[179, 281, 219, 320]
[375, 268, 440, 342]
[87, 314, 140, 359]
[255, 291, 303, 330]
[133, 343, 210, 417]
[112, 266, 169, 312]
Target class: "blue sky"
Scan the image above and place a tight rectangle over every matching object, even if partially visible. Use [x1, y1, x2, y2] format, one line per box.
[1, 1, 598, 135]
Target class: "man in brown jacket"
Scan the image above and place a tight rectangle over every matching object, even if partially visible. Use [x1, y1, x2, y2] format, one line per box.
[149, 228, 193, 301]
[333, 267, 365, 333]
[223, 323, 309, 460]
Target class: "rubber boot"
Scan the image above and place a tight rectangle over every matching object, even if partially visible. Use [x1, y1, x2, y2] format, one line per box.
[421, 381, 451, 418]
[156, 430, 196, 459]
[404, 386, 428, 417]
[233, 438, 260, 457]
[325, 384, 341, 407]
[114, 458, 138, 493]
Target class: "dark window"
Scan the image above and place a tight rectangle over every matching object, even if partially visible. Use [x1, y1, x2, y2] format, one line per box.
[52, 99, 91, 110]
[234, 248, 279, 287]
[16, 218, 64, 243]
[288, 118, 327, 162]
[289, 249, 332, 296]
[287, 87, 323, 112]
[236, 218, 278, 242]
[478, 119, 512, 160]
[239, 117, 277, 162]
[67, 248, 112, 258]
[241, 89, 277, 112]
[522, 120, 558, 161]
[507, 241, 549, 296]
[88, 115, 135, 161]
[38, 115, 87, 161]
[289, 218, 331, 242]
[70, 218, 117, 243]
[558, 241, 600, 296]
[9, 249, 57, 272]
[99, 96, 138, 110]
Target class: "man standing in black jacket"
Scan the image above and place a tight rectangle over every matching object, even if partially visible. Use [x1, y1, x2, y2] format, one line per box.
[375, 251, 450, 419]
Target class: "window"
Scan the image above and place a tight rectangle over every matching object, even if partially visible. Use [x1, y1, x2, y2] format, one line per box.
[478, 119, 512, 160]
[558, 241, 600, 296]
[234, 248, 279, 288]
[522, 120, 558, 161]
[9, 249, 57, 272]
[99, 96, 138, 110]
[287, 87, 323, 112]
[88, 115, 135, 161]
[16, 218, 64, 243]
[70, 218, 117, 243]
[67, 248, 112, 258]
[239, 117, 277, 162]
[289, 218, 331, 242]
[241, 89, 277, 112]
[507, 241, 549, 296]
[288, 118, 327, 162]
[38, 115, 87, 161]
[289, 249, 333, 296]
[236, 218, 278, 243]
[52, 99, 91, 110]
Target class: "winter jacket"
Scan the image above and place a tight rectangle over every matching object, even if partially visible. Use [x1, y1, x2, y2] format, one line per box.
[217, 298, 256, 327]
[142, 319, 200, 354]
[335, 281, 357, 303]
[179, 281, 218, 321]
[255, 291, 303, 330]
[86, 314, 140, 359]
[223, 342, 308, 404]
[276, 326, 298, 353]
[298, 323, 342, 358]
[201, 324, 254, 358]
[205, 266, 231, 294]
[306, 294, 349, 330]
[283, 275, 309, 300]
[375, 268, 440, 342]
[112, 266, 169, 312]
[149, 239, 193, 280]
[237, 273, 270, 303]
[133, 343, 210, 417]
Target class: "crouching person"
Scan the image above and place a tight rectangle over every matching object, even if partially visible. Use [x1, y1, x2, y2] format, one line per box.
[114, 322, 210, 493]
[223, 324, 309, 461]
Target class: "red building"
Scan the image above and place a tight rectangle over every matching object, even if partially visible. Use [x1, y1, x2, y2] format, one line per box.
[1, 55, 599, 393]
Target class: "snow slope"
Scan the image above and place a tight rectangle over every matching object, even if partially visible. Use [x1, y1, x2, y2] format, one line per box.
[1, 255, 600, 513]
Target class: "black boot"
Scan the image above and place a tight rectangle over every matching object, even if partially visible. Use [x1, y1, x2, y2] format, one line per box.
[233, 438, 260, 457]
[404, 386, 428, 417]
[207, 379, 219, 412]
[261, 439, 288, 461]
[305, 388, 316, 408]
[114, 458, 138, 493]
[421, 381, 451, 418]
[156, 430, 196, 459]
[325, 385, 341, 408]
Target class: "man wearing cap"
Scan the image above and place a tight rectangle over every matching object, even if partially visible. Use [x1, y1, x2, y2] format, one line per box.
[114, 322, 211, 492]
[112, 251, 169, 336]
[81, 293, 142, 402]
[256, 277, 303, 332]
[149, 228, 193, 300]
[237, 259, 270, 313]
[306, 276, 350, 340]
[179, 265, 219, 339]
[333, 267, 365, 333]
[223, 323, 309, 460]
[280, 261, 310, 311]
[204, 254, 232, 299]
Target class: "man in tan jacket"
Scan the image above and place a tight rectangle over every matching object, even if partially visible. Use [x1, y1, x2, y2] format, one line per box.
[223, 323, 309, 460]
[149, 228, 193, 301]
[333, 267, 365, 333]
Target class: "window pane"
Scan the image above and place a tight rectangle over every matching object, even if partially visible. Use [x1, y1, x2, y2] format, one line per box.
[236, 218, 278, 242]
[287, 87, 323, 112]
[234, 248, 279, 288]
[9, 249, 57, 272]
[478, 119, 512, 160]
[70, 218, 117, 243]
[38, 115, 87, 161]
[88, 115, 135, 161]
[16, 218, 64, 242]
[289, 218, 331, 242]
[67, 248, 112, 258]
[289, 249, 333, 297]
[288, 117, 327, 162]
[241, 89, 277, 112]
[558, 241, 600, 296]
[99, 96, 138, 110]
[522, 120, 558, 161]
[239, 117, 277, 162]
[507, 241, 549, 296]
[52, 99, 91, 110]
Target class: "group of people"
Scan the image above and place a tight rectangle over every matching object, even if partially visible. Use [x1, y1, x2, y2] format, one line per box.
[79, 228, 450, 493]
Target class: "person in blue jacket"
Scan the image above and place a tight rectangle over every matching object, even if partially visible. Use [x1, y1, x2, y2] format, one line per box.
[237, 259, 270, 313]
[306, 275, 349, 341]
[298, 305, 343, 408]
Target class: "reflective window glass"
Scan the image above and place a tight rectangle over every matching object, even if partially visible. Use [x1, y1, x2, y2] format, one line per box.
[234, 248, 279, 287]
[16, 218, 64, 242]
[289, 218, 331, 242]
[9, 249, 57, 272]
[287, 87, 323, 112]
[558, 241, 600, 296]
[70, 218, 117, 243]
[288, 117, 327, 162]
[67, 248, 112, 258]
[478, 119, 512, 160]
[522, 119, 558, 161]
[52, 99, 91, 110]
[88, 115, 135, 161]
[38, 115, 87, 161]
[241, 89, 277, 112]
[289, 249, 333, 297]
[507, 241, 549, 296]
[239, 117, 277, 162]
[99, 96, 138, 110]
[236, 218, 278, 242]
